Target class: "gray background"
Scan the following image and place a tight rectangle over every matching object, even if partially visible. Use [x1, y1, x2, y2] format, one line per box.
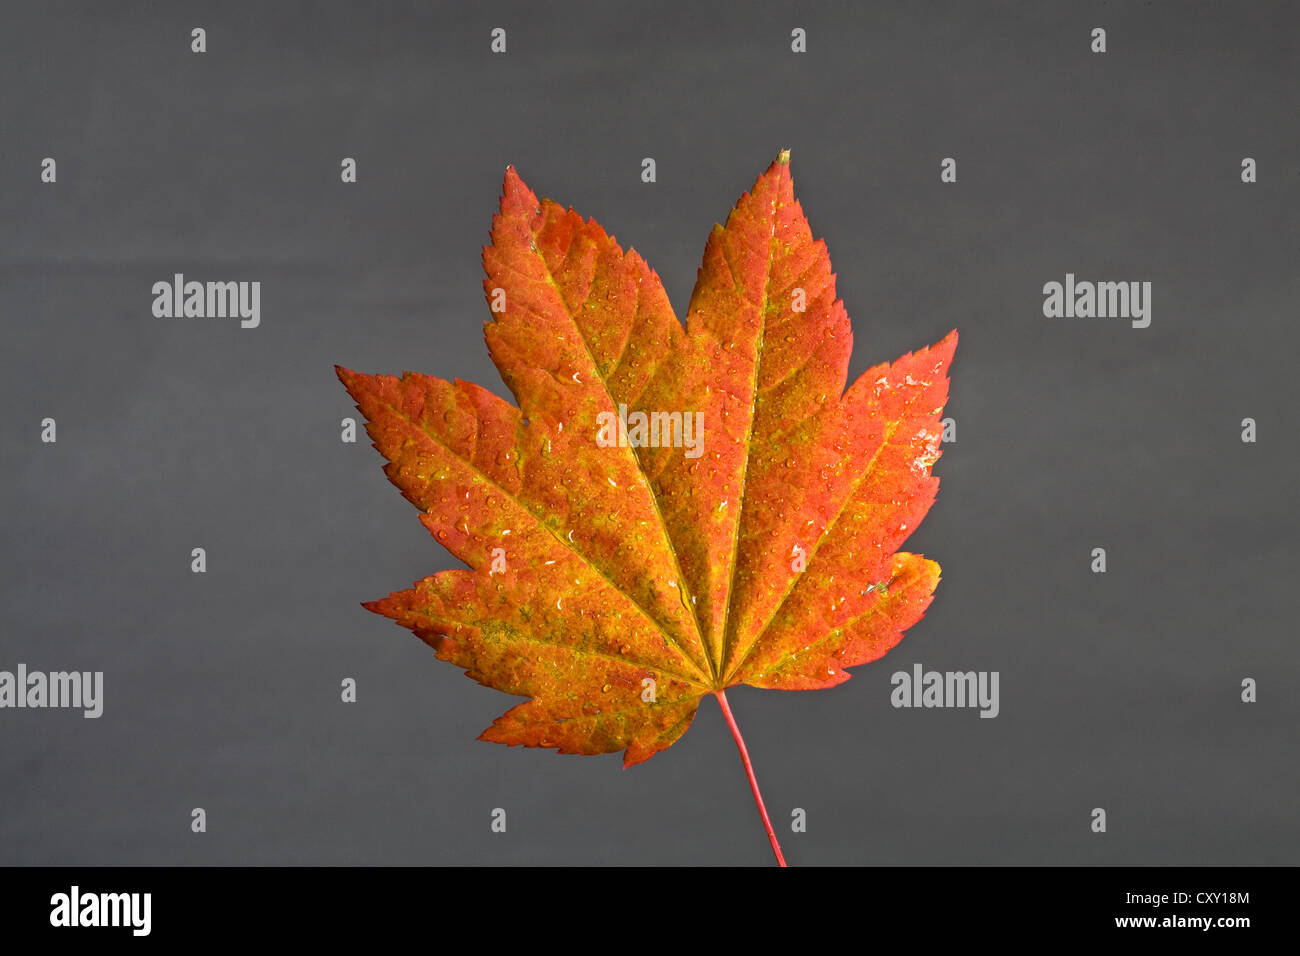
[2, 0, 1296, 865]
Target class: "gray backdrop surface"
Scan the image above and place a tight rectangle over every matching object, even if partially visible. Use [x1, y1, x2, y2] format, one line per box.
[2, 0, 1297, 865]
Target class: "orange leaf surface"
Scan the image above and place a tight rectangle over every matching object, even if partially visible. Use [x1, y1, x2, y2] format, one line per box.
[338, 151, 957, 770]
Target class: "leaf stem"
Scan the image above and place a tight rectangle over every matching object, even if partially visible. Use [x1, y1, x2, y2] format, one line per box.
[713, 689, 787, 867]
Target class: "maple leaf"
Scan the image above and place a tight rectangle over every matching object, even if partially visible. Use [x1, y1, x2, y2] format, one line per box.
[337, 151, 956, 864]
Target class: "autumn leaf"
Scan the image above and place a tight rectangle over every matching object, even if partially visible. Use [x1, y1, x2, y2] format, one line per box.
[337, 151, 956, 864]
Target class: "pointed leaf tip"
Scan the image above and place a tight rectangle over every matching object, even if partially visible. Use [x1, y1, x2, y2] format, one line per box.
[777, 148, 791, 164]
[335, 364, 364, 393]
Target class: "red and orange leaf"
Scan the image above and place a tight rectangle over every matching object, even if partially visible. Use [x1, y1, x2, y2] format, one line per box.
[338, 151, 956, 768]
